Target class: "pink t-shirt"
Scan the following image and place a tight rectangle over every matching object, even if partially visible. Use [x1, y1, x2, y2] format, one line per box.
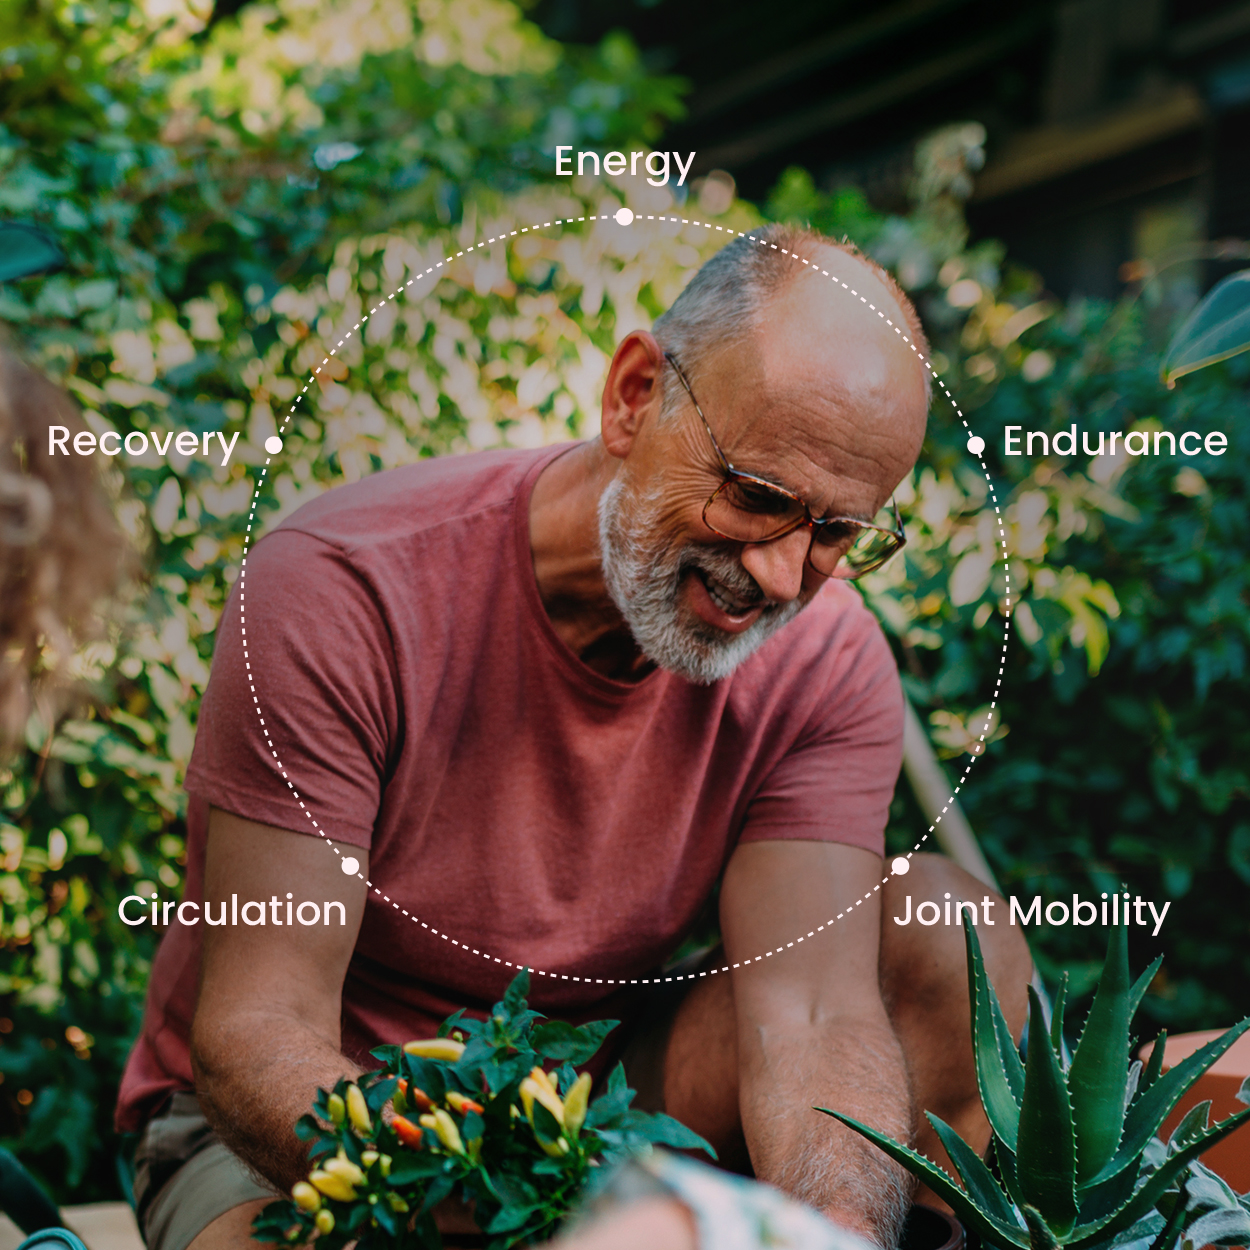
[116, 445, 903, 1132]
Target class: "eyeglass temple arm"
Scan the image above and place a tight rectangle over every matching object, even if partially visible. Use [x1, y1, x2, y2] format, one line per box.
[663, 351, 733, 475]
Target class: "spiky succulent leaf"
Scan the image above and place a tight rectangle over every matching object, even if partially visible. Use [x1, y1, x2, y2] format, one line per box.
[1083, 1019, 1250, 1189]
[993, 1136, 1027, 1211]
[1050, 974, 1069, 1058]
[1128, 956, 1163, 1018]
[1067, 1105, 1250, 1249]
[1023, 1205, 1061, 1250]
[1068, 925, 1131, 1183]
[1018, 985, 1078, 1235]
[1168, 1100, 1212, 1150]
[965, 922, 1024, 1152]
[815, 1108, 1030, 1249]
[1136, 1030, 1167, 1102]
[926, 1113, 1022, 1230]
[1073, 1151, 1137, 1226]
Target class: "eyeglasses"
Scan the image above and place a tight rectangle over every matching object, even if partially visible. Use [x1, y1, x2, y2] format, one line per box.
[663, 352, 907, 580]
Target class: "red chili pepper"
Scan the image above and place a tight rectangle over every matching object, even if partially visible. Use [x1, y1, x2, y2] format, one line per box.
[392, 1115, 424, 1148]
[396, 1079, 434, 1112]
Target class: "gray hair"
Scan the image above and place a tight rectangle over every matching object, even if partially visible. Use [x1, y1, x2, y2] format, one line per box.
[650, 222, 930, 419]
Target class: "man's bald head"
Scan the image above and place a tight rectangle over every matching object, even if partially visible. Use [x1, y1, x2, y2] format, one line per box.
[652, 222, 932, 423]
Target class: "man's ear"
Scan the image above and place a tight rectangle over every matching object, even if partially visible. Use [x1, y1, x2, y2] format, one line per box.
[600, 331, 664, 461]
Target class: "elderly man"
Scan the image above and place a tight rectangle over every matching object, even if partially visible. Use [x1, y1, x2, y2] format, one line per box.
[117, 223, 1030, 1250]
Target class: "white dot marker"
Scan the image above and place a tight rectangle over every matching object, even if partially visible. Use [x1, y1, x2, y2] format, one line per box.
[341, 856, 359, 875]
[891, 856, 910, 875]
[614, 207, 634, 226]
[966, 435, 985, 457]
[265, 436, 283, 455]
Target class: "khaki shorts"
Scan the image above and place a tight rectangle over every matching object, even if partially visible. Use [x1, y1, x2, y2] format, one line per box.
[134, 1093, 278, 1250]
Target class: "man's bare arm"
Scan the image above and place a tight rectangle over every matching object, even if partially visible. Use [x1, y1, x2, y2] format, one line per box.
[190, 807, 369, 1193]
[721, 841, 913, 1248]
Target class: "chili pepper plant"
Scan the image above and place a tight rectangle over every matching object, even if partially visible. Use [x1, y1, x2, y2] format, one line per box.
[251, 970, 713, 1250]
[820, 923, 1250, 1250]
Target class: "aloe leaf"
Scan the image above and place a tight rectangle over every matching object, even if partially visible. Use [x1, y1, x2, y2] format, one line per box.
[1068, 926, 1131, 1183]
[1129, 956, 1163, 1018]
[815, 1108, 1030, 1249]
[994, 1136, 1027, 1211]
[1022, 1205, 1061, 1250]
[1074, 1152, 1137, 1225]
[927, 1113, 1022, 1230]
[965, 922, 1023, 1152]
[1162, 269, 1250, 384]
[1017, 985, 1079, 1235]
[1050, 974, 1069, 1056]
[1084, 1018, 1250, 1189]
[1068, 1105, 1250, 1248]
[1168, 1099, 1211, 1150]
[1136, 1030, 1167, 1102]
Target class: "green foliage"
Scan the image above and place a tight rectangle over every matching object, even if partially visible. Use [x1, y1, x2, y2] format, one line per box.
[818, 924, 1250, 1250]
[253, 971, 711, 1250]
[1163, 270, 1250, 384]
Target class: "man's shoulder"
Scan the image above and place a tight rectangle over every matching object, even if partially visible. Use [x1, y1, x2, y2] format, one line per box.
[269, 446, 567, 553]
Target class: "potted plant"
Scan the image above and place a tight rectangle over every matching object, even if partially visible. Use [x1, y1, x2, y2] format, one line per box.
[820, 923, 1250, 1250]
[251, 971, 713, 1250]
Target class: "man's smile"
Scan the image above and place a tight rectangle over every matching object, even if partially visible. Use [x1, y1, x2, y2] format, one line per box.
[686, 566, 767, 632]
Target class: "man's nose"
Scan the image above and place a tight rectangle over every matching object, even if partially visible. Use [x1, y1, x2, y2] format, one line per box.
[738, 527, 811, 603]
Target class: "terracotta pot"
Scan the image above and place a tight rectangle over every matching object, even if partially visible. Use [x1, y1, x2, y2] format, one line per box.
[900, 1204, 965, 1250]
[1141, 1029, 1250, 1193]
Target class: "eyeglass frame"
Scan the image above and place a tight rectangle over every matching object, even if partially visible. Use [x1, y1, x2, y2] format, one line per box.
[661, 351, 907, 581]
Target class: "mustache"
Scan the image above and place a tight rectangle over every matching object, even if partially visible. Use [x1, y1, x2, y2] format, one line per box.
[678, 545, 771, 609]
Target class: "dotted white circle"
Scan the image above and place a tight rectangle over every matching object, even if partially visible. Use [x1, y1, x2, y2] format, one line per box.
[234, 211, 1014, 986]
[264, 435, 284, 455]
[891, 856, 910, 876]
[341, 856, 360, 876]
[967, 434, 986, 456]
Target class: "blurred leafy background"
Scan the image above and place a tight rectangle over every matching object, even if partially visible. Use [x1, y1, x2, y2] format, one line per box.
[1, 0, 1246, 1205]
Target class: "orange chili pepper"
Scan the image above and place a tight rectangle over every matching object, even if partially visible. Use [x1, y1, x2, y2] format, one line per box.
[396, 1079, 434, 1112]
[392, 1115, 424, 1148]
[445, 1091, 484, 1115]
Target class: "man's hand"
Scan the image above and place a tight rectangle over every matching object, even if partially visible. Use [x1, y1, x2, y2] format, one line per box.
[721, 841, 914, 1248]
[190, 807, 369, 1192]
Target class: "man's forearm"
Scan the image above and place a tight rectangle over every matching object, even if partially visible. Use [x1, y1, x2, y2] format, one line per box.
[192, 1008, 363, 1193]
[739, 1016, 915, 1248]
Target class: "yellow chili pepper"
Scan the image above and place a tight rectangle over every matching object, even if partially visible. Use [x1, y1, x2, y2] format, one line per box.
[520, 1073, 565, 1127]
[291, 1181, 321, 1212]
[563, 1072, 593, 1136]
[402, 1038, 465, 1061]
[323, 1156, 365, 1186]
[314, 1209, 335, 1235]
[418, 1109, 465, 1153]
[326, 1093, 345, 1125]
[346, 1084, 372, 1134]
[379, 1153, 392, 1177]
[529, 1067, 560, 1101]
[445, 1091, 484, 1115]
[387, 1195, 409, 1214]
[308, 1170, 356, 1203]
[361, 1150, 378, 1169]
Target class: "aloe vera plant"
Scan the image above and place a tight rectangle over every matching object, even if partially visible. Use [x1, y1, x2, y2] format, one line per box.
[819, 923, 1250, 1250]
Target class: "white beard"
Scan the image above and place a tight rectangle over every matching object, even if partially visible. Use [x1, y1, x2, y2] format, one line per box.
[596, 474, 806, 684]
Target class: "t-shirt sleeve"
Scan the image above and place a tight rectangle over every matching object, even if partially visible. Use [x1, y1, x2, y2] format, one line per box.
[185, 528, 400, 848]
[737, 602, 904, 856]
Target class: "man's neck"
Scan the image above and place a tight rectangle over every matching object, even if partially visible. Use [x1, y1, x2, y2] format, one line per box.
[528, 441, 653, 681]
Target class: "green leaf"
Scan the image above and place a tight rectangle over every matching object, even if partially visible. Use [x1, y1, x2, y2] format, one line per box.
[1167, 1100, 1211, 1150]
[0, 222, 64, 281]
[531, 1018, 619, 1064]
[501, 969, 531, 1018]
[927, 1113, 1020, 1229]
[1068, 926, 1131, 1182]
[1050, 974, 1069, 1056]
[1137, 1030, 1167, 1100]
[1162, 269, 1250, 384]
[1128, 956, 1163, 1018]
[1017, 985, 1078, 1234]
[816, 1108, 1029, 1249]
[965, 922, 1023, 1153]
[1086, 1018, 1250, 1188]
[1068, 1106, 1250, 1248]
[529, 1098, 564, 1146]
[385, 1154, 444, 1186]
[621, 1110, 717, 1159]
